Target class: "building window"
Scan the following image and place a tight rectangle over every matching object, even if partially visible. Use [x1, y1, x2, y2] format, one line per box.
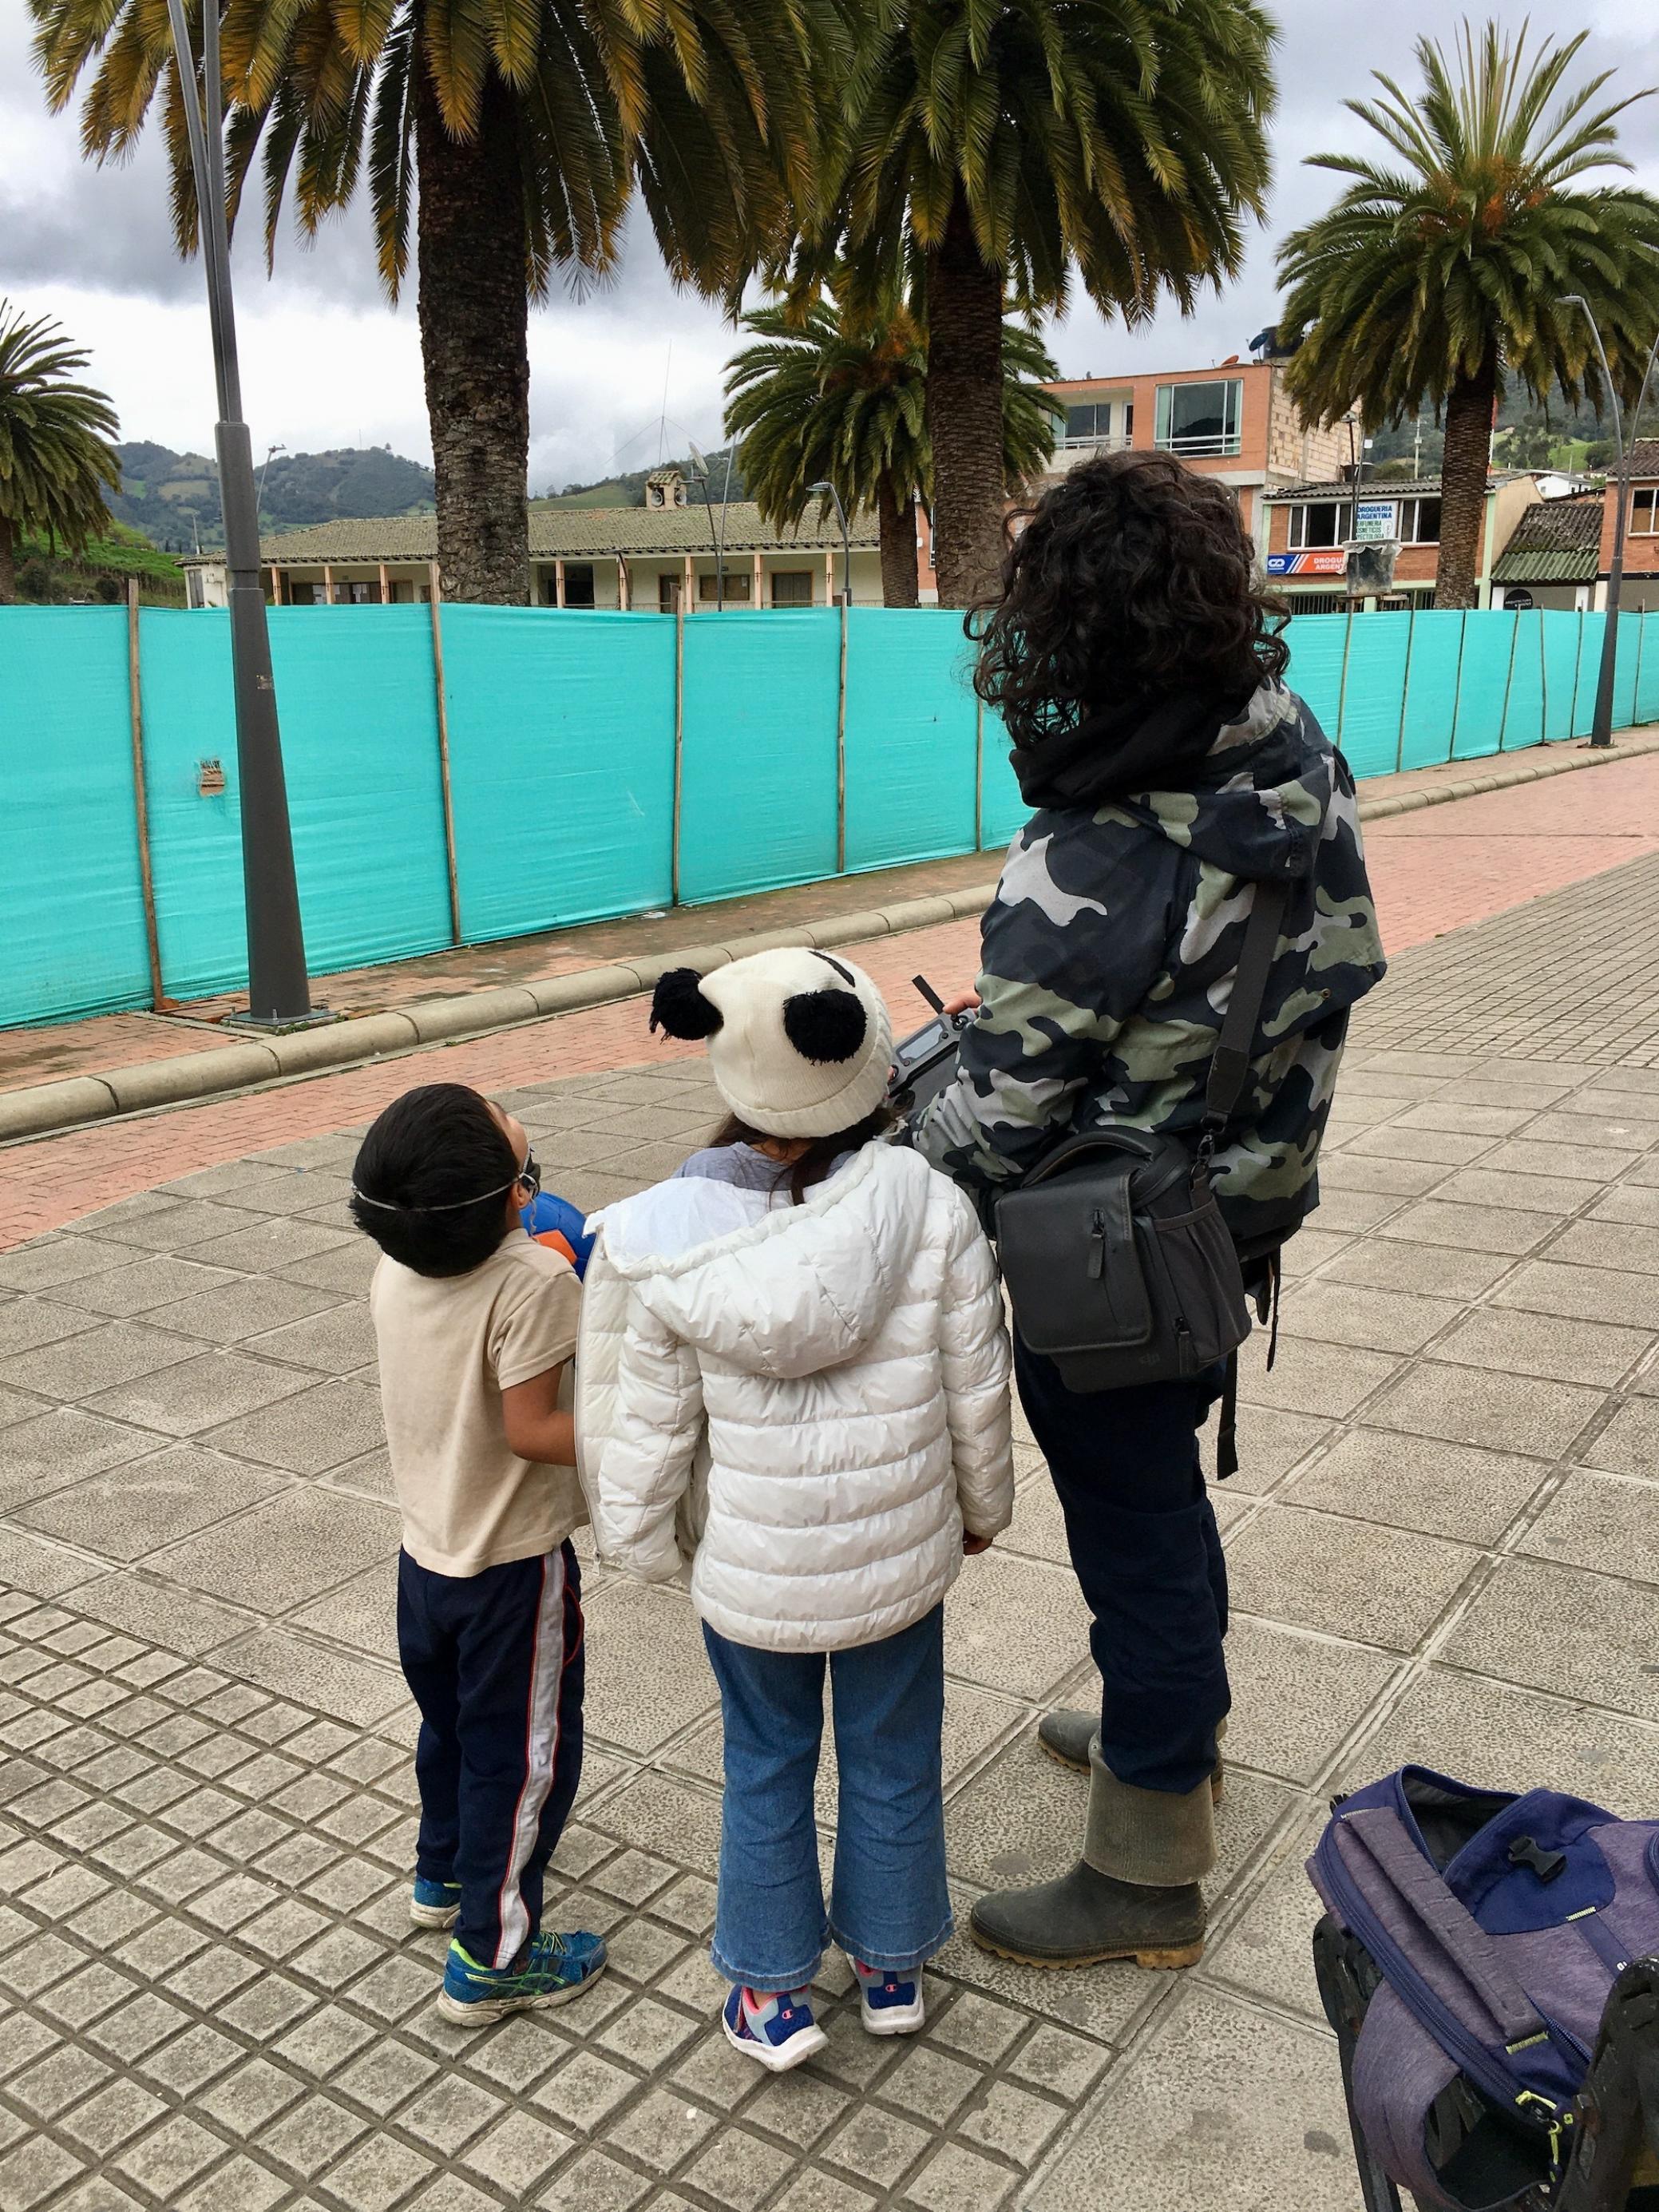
[1288, 501, 1343, 549]
[564, 563, 596, 606]
[770, 569, 813, 607]
[288, 581, 317, 606]
[699, 571, 752, 603]
[185, 569, 207, 608]
[1064, 402, 1107, 445]
[658, 574, 683, 612]
[1399, 497, 1441, 544]
[342, 580, 377, 604]
[1154, 379, 1242, 458]
[1123, 402, 1134, 441]
[1632, 488, 1659, 536]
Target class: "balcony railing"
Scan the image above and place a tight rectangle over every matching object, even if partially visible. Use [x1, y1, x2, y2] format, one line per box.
[1058, 432, 1134, 454]
[1155, 430, 1242, 459]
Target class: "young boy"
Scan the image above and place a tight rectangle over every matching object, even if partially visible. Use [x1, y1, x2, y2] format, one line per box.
[351, 1081, 605, 2024]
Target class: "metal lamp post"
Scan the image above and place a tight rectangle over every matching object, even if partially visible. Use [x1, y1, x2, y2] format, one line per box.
[809, 482, 853, 605]
[164, 0, 317, 1022]
[687, 442, 723, 609]
[1560, 295, 1659, 751]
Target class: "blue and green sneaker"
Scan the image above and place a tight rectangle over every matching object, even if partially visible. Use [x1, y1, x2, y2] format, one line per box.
[437, 1929, 607, 2024]
[410, 1877, 461, 1930]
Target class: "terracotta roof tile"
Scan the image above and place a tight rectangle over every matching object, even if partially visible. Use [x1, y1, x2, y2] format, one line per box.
[1491, 494, 1604, 584]
[234, 503, 880, 567]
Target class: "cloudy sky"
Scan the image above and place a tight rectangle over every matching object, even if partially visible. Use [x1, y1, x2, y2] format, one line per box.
[3, 1, 1657, 492]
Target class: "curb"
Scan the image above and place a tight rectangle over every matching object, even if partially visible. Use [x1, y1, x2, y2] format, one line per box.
[6, 731, 1658, 1147]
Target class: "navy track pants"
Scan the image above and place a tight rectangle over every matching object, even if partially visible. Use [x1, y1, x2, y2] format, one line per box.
[1014, 1340, 1229, 1798]
[396, 1541, 584, 1968]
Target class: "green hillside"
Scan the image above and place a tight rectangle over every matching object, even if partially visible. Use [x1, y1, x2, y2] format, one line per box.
[535, 447, 747, 509]
[14, 521, 185, 606]
[112, 442, 437, 550]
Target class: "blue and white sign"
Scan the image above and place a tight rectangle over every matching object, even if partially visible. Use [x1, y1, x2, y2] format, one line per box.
[1353, 499, 1397, 542]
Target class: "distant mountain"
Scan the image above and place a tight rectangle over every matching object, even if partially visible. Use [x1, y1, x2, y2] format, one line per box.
[111, 442, 436, 551]
[535, 447, 747, 509]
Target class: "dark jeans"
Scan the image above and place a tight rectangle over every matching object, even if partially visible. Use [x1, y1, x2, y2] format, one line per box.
[398, 1542, 584, 1968]
[1015, 1339, 1229, 1797]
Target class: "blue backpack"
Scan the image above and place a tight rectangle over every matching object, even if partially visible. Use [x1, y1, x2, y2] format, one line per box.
[1308, 1766, 1659, 2210]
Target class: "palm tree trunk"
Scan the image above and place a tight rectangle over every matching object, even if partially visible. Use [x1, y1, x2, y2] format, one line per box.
[415, 66, 531, 606]
[877, 479, 920, 607]
[1435, 350, 1499, 610]
[0, 516, 14, 605]
[925, 187, 1006, 608]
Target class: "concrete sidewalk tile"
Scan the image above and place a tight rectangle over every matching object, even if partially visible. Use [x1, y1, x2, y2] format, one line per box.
[288, 1565, 398, 1663]
[0, 1408, 155, 1512]
[0, 1238, 139, 1293]
[0, 1299, 101, 1359]
[1548, 1219, 1659, 1274]
[10, 1445, 286, 1560]
[1526, 1111, 1659, 1151]
[583, 1583, 721, 1757]
[214, 1633, 405, 1727]
[185, 1217, 354, 1277]
[85, 1350, 315, 1438]
[0, 1318, 200, 1403]
[1344, 1668, 1659, 1810]
[277, 1243, 379, 1298]
[244, 1304, 378, 1376]
[1284, 1429, 1549, 1544]
[0, 1528, 102, 1598]
[1318, 1153, 1447, 1199]
[1318, 1236, 1514, 1300]
[1590, 1183, 1659, 1227]
[1219, 1617, 1400, 1782]
[46, 1255, 247, 1322]
[1523, 1471, 1659, 1585]
[1582, 1397, 1659, 1478]
[1392, 1101, 1536, 1138]
[1027, 1986, 1352, 2212]
[1364, 1360, 1604, 1458]
[1235, 1335, 1401, 1419]
[1435, 1165, 1605, 1216]
[1442, 1555, 1659, 1721]
[1376, 1198, 1563, 1257]
[1431, 1304, 1656, 1386]
[1493, 1257, 1659, 1329]
[150, 1276, 345, 1346]
[1340, 1124, 1497, 1167]
[1225, 1505, 1481, 1651]
[1202, 1814, 1328, 2024]
[203, 1377, 385, 1476]
[1278, 1282, 1463, 1354]
[70, 1573, 249, 1656]
[941, 1551, 1092, 1700]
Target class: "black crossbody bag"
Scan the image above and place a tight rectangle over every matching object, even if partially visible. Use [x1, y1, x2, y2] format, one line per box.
[992, 878, 1290, 1476]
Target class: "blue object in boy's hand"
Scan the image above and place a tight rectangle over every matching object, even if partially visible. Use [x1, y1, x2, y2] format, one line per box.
[521, 1191, 596, 1278]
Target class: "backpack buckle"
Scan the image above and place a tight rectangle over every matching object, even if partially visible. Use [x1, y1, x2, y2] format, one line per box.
[1507, 1834, 1567, 1883]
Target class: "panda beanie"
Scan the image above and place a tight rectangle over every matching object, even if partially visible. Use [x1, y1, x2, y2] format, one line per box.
[649, 948, 894, 1140]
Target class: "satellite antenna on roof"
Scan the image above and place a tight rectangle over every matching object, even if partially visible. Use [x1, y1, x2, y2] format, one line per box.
[687, 442, 710, 479]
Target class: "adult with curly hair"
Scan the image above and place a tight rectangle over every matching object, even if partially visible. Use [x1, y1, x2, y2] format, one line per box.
[913, 450, 1385, 1972]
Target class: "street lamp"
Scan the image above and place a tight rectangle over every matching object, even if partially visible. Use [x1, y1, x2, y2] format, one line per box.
[687, 442, 723, 609]
[1560, 296, 1659, 750]
[163, 0, 318, 1024]
[808, 482, 853, 605]
[257, 441, 286, 530]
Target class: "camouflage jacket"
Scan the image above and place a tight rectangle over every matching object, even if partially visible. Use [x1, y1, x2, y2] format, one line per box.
[913, 683, 1386, 1248]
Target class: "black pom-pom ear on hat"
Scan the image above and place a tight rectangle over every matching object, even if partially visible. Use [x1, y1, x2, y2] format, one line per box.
[650, 968, 723, 1040]
[782, 989, 868, 1064]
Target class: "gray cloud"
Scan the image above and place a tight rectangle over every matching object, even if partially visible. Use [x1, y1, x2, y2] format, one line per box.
[5, 0, 1658, 473]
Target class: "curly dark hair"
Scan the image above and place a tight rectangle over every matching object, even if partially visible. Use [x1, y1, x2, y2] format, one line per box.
[969, 449, 1290, 750]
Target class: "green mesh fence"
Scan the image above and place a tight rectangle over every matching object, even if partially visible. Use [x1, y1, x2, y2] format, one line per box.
[0, 603, 1649, 1029]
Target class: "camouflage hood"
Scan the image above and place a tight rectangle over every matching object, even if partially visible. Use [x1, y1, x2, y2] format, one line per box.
[915, 682, 1384, 1249]
[1108, 681, 1334, 884]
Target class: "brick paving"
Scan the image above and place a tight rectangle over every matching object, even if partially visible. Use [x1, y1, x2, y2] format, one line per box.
[2, 867, 1659, 2210]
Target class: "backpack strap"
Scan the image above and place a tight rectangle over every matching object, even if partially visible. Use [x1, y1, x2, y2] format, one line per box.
[1340, 1808, 1546, 2047]
[1199, 877, 1293, 1163]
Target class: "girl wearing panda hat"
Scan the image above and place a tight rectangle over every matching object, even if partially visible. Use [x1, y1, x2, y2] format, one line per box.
[577, 947, 1014, 2071]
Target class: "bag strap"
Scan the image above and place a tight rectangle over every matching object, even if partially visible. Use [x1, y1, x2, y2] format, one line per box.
[1200, 877, 1292, 1158]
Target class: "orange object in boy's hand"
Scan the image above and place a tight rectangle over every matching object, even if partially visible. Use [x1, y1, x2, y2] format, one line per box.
[962, 1532, 995, 1556]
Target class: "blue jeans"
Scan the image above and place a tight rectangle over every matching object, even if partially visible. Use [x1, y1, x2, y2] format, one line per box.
[701, 1607, 953, 1994]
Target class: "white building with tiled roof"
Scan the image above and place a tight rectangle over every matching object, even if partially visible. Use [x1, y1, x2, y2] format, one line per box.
[182, 476, 887, 611]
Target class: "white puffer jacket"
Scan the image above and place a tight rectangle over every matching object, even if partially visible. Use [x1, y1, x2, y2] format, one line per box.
[577, 1142, 1015, 1652]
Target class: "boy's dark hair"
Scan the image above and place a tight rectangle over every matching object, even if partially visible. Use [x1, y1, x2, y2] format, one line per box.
[350, 1083, 520, 1278]
[711, 1107, 895, 1206]
[969, 448, 1291, 750]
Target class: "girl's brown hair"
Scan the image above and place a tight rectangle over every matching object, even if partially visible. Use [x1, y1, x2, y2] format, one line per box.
[711, 1107, 895, 1205]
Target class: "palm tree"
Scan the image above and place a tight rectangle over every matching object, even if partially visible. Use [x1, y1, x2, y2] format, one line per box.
[804, 0, 1276, 607]
[1277, 23, 1659, 611]
[29, 0, 830, 605]
[0, 301, 120, 605]
[725, 295, 1060, 605]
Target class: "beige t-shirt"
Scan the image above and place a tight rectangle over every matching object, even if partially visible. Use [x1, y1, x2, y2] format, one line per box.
[370, 1233, 584, 1577]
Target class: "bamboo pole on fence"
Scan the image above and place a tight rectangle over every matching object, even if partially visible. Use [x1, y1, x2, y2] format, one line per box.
[1394, 605, 1417, 773]
[426, 564, 464, 946]
[1335, 606, 1356, 751]
[974, 696, 985, 852]
[1538, 609, 1550, 746]
[1496, 608, 1521, 753]
[1575, 609, 1587, 739]
[125, 581, 166, 1010]
[835, 596, 849, 874]
[671, 593, 686, 905]
[1633, 612, 1646, 727]
[1447, 610, 1469, 763]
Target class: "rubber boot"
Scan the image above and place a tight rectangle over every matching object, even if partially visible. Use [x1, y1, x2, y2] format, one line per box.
[970, 1754, 1214, 1971]
[1037, 1711, 1228, 1804]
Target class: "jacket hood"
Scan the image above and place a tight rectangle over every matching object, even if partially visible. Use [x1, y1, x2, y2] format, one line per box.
[593, 1144, 935, 1380]
[1110, 682, 1332, 883]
